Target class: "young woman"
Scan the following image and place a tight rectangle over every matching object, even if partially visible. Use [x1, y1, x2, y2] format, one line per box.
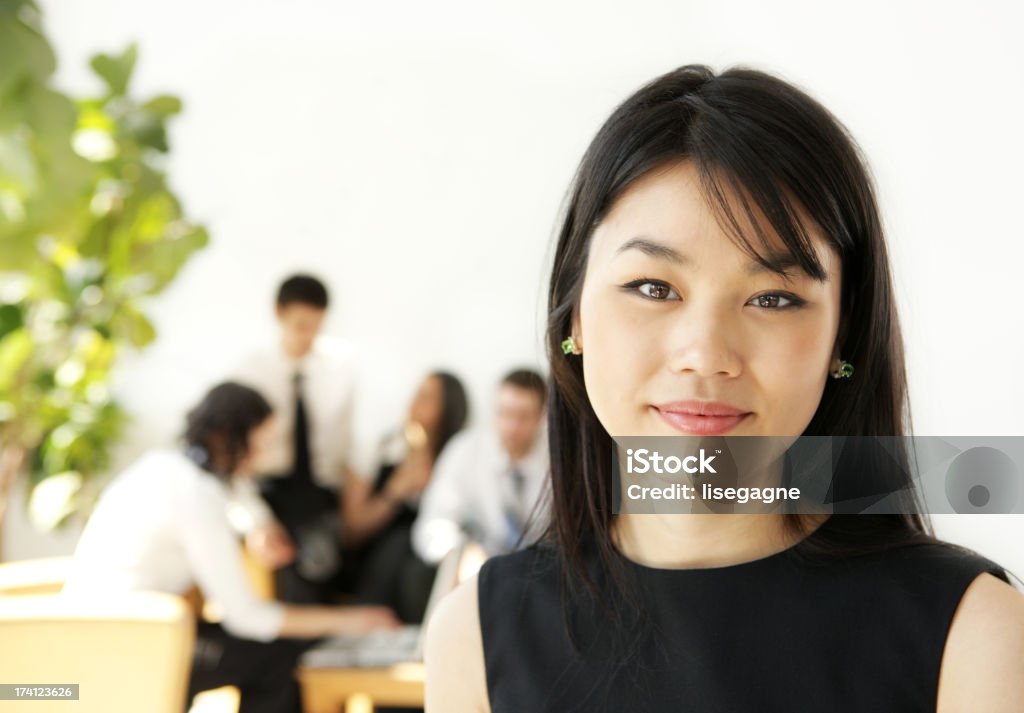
[63, 382, 399, 713]
[341, 371, 469, 622]
[425, 65, 1024, 712]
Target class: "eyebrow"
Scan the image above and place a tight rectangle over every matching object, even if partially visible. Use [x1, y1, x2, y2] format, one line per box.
[614, 236, 818, 279]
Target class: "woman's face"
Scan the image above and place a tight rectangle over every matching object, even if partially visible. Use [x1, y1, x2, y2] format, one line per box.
[409, 375, 444, 432]
[574, 160, 843, 438]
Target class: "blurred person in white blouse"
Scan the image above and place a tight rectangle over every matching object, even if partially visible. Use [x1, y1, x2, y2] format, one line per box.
[412, 369, 550, 565]
[227, 274, 363, 604]
[62, 382, 397, 713]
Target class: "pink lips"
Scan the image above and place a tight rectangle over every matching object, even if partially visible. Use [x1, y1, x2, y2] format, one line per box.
[653, 400, 752, 436]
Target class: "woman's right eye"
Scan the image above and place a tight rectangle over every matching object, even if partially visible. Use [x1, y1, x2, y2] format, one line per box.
[622, 279, 680, 301]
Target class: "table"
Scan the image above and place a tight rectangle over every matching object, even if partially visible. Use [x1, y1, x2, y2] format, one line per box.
[297, 662, 425, 713]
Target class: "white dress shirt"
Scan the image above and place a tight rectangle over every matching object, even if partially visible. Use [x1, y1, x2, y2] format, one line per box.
[412, 425, 550, 564]
[227, 335, 358, 532]
[61, 449, 286, 642]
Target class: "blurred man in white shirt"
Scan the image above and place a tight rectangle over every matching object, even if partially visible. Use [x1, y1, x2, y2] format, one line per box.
[413, 369, 550, 564]
[228, 274, 360, 603]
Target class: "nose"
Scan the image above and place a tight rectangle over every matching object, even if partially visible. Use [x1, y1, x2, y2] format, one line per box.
[664, 300, 743, 378]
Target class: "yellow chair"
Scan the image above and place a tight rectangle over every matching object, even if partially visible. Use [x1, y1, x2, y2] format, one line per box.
[0, 551, 274, 713]
[0, 549, 275, 601]
[0, 591, 195, 713]
[0, 555, 70, 596]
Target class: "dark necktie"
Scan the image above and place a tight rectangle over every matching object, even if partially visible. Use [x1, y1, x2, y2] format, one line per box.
[292, 370, 312, 482]
[289, 370, 341, 584]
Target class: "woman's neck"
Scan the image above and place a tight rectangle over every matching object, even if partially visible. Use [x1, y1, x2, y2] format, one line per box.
[611, 513, 824, 569]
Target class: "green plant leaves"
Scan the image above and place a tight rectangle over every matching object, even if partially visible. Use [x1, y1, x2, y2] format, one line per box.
[0, 7, 207, 530]
[0, 303, 24, 340]
[110, 304, 155, 348]
[0, 5, 56, 98]
[0, 327, 32, 393]
[142, 95, 183, 119]
[89, 43, 137, 98]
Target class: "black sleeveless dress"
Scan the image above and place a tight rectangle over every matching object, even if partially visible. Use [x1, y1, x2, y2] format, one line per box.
[478, 516, 1010, 712]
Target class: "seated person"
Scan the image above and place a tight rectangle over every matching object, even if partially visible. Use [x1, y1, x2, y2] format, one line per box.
[62, 382, 398, 713]
[412, 369, 550, 566]
[340, 371, 469, 623]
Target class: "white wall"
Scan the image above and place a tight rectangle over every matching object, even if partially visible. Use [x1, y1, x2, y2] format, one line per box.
[8, 0, 1023, 574]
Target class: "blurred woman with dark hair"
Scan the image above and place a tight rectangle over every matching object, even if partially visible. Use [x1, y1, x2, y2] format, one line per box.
[341, 371, 469, 622]
[64, 382, 398, 713]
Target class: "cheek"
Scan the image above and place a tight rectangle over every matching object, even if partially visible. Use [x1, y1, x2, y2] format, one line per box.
[763, 326, 831, 367]
[755, 326, 832, 428]
[579, 290, 659, 434]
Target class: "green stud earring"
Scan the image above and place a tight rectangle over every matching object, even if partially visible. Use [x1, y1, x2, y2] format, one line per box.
[833, 360, 854, 379]
[561, 336, 580, 355]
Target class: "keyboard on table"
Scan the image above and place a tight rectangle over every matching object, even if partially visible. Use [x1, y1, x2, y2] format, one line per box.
[301, 624, 423, 668]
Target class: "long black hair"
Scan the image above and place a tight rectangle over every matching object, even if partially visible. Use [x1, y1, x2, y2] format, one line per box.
[429, 370, 470, 460]
[183, 381, 273, 480]
[540, 64, 1011, 653]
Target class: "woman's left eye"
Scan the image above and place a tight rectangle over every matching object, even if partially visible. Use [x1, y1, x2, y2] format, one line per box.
[750, 293, 802, 310]
[633, 281, 679, 300]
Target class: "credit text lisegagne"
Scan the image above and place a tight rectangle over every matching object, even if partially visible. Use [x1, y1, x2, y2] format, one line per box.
[624, 448, 801, 503]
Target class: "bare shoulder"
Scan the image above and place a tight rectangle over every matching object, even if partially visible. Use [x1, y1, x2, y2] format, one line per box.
[937, 572, 1024, 713]
[424, 573, 489, 713]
